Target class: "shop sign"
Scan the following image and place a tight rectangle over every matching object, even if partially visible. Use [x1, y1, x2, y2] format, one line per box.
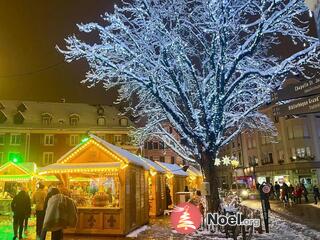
[272, 79, 320, 102]
[273, 94, 320, 116]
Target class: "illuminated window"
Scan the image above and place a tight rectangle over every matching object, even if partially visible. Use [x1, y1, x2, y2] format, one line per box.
[44, 135, 54, 146]
[0, 134, 4, 145]
[43, 152, 54, 165]
[70, 135, 80, 146]
[10, 134, 22, 145]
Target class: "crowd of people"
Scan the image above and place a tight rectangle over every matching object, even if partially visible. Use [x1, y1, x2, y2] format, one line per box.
[258, 181, 320, 206]
[10, 183, 77, 240]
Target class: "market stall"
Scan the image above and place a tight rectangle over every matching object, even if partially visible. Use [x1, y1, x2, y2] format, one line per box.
[0, 162, 37, 215]
[155, 161, 188, 207]
[39, 134, 149, 236]
[186, 165, 203, 191]
[141, 158, 166, 217]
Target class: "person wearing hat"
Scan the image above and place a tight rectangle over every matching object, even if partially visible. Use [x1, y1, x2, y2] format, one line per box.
[32, 182, 47, 239]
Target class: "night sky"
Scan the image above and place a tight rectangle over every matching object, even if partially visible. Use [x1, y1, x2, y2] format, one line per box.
[0, 0, 120, 105]
[0, 1, 316, 105]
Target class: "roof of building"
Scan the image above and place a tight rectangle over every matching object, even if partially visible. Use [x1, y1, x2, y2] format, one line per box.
[141, 157, 166, 173]
[155, 161, 188, 176]
[0, 100, 134, 130]
[40, 134, 150, 174]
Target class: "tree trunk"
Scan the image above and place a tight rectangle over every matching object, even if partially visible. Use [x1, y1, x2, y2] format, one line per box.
[201, 151, 220, 212]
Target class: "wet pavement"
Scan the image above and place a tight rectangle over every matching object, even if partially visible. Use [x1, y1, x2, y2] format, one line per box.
[242, 199, 320, 231]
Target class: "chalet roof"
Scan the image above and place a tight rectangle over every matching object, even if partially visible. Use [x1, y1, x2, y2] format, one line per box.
[155, 161, 188, 177]
[89, 134, 150, 170]
[40, 162, 121, 174]
[141, 157, 166, 173]
[0, 100, 134, 130]
[187, 165, 202, 177]
[42, 134, 150, 172]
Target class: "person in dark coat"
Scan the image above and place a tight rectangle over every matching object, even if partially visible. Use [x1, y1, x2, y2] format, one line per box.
[165, 184, 172, 209]
[40, 187, 62, 240]
[274, 182, 280, 200]
[301, 183, 309, 203]
[11, 188, 31, 240]
[313, 185, 320, 204]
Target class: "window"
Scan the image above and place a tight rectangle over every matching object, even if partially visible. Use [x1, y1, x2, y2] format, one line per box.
[288, 127, 293, 139]
[159, 141, 164, 149]
[119, 118, 128, 127]
[44, 135, 54, 146]
[147, 141, 153, 150]
[70, 135, 79, 146]
[293, 125, 303, 138]
[153, 142, 159, 150]
[171, 156, 175, 164]
[278, 150, 285, 161]
[42, 113, 52, 125]
[0, 134, 4, 145]
[292, 147, 312, 159]
[97, 117, 106, 126]
[43, 152, 54, 165]
[159, 156, 165, 162]
[0, 152, 3, 164]
[69, 114, 79, 126]
[114, 135, 122, 143]
[169, 127, 173, 134]
[10, 134, 22, 145]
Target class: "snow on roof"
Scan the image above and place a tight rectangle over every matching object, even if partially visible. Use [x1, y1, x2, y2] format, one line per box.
[140, 158, 166, 173]
[155, 161, 188, 176]
[90, 134, 150, 170]
[54, 134, 149, 170]
[0, 100, 134, 129]
[0, 162, 37, 175]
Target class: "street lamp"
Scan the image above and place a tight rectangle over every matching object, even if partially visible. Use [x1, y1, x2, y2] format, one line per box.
[249, 159, 258, 188]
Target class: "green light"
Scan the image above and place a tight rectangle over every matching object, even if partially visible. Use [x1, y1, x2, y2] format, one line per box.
[81, 137, 89, 143]
[9, 153, 23, 163]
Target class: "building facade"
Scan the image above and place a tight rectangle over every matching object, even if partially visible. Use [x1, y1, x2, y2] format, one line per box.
[0, 100, 137, 167]
[142, 124, 185, 165]
[218, 105, 320, 191]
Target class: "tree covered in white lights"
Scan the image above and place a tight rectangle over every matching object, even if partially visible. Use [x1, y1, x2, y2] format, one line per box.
[59, 0, 320, 211]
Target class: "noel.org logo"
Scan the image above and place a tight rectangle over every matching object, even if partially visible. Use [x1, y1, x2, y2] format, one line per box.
[170, 202, 202, 234]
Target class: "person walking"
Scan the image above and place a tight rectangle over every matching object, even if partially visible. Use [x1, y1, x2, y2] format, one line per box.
[313, 185, 320, 205]
[11, 187, 31, 240]
[274, 182, 281, 200]
[40, 187, 62, 240]
[32, 182, 47, 239]
[295, 185, 303, 204]
[301, 183, 309, 203]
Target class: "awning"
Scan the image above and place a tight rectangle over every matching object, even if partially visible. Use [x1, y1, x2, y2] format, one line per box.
[155, 161, 188, 177]
[39, 162, 121, 175]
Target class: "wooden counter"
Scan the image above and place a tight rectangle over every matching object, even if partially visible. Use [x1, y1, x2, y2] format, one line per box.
[64, 207, 124, 236]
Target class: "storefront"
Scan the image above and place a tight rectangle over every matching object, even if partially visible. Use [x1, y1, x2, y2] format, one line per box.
[0, 162, 37, 215]
[141, 158, 166, 217]
[39, 134, 149, 236]
[155, 161, 188, 206]
[186, 165, 203, 191]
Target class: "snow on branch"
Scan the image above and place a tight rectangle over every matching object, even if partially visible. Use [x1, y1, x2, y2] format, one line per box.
[58, 0, 320, 164]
